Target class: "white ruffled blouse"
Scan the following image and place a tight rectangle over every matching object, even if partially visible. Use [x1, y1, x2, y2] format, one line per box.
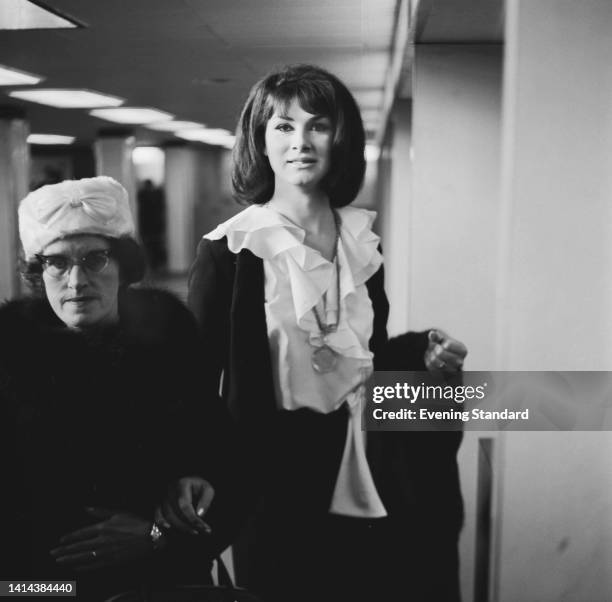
[204, 204, 387, 518]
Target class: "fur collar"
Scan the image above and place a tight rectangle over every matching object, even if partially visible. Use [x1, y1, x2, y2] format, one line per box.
[0, 287, 195, 346]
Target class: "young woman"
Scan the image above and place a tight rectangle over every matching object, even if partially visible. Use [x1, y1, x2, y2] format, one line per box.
[1, 177, 238, 601]
[187, 65, 467, 601]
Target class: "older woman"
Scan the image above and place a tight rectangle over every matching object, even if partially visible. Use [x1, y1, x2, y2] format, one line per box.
[0, 177, 236, 601]
[184, 65, 467, 602]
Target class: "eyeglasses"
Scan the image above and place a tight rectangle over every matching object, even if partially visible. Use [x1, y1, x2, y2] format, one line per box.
[36, 250, 113, 279]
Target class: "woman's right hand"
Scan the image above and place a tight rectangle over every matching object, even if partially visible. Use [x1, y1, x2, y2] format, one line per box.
[154, 476, 215, 536]
[51, 508, 153, 572]
[425, 329, 467, 374]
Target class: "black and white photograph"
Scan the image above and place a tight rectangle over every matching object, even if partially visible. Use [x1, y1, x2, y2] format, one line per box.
[1, 1, 611, 601]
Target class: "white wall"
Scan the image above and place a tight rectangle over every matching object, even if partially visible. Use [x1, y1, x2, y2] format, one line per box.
[495, 2, 612, 600]
[409, 45, 503, 368]
[497, 432, 612, 602]
[379, 45, 504, 602]
[412, 45, 504, 602]
[496, 0, 612, 372]
[382, 99, 413, 336]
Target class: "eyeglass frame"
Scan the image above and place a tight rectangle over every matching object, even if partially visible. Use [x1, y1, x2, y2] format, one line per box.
[35, 249, 114, 279]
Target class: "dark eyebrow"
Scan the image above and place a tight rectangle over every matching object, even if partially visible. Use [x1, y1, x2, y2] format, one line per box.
[273, 114, 330, 122]
[41, 249, 109, 257]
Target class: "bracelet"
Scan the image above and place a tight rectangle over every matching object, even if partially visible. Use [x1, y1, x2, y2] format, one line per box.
[149, 522, 165, 551]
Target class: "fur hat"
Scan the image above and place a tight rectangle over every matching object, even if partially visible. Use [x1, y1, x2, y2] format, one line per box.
[18, 176, 135, 260]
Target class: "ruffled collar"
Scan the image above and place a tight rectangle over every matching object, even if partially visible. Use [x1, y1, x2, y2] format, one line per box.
[204, 204, 382, 326]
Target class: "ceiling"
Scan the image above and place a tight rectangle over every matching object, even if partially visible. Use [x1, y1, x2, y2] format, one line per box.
[0, 0, 505, 149]
[414, 0, 504, 43]
[0, 0, 399, 147]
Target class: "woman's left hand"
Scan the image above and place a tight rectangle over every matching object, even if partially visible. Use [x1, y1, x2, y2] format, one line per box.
[424, 329, 468, 374]
[50, 508, 152, 572]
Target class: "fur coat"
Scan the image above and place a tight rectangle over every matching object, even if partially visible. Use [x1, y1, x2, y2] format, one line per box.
[0, 288, 239, 600]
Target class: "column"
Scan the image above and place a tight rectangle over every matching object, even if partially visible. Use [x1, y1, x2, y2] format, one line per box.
[380, 98, 413, 336]
[0, 107, 29, 301]
[192, 145, 237, 245]
[164, 143, 237, 274]
[94, 128, 138, 233]
[164, 144, 199, 273]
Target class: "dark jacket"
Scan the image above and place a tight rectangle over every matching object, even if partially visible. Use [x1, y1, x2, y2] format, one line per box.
[188, 238, 464, 596]
[0, 288, 238, 600]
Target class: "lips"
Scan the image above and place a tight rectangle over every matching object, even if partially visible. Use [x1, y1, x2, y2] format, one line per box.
[287, 157, 317, 167]
[64, 296, 97, 304]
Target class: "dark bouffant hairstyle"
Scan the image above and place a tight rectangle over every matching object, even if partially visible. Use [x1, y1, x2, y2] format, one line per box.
[232, 64, 366, 207]
[21, 236, 146, 296]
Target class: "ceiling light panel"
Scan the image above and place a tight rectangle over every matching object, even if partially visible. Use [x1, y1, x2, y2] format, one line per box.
[176, 128, 232, 140]
[365, 144, 381, 162]
[0, 64, 43, 86]
[27, 133, 75, 145]
[176, 128, 235, 147]
[133, 146, 165, 164]
[9, 89, 124, 108]
[0, 0, 78, 30]
[90, 107, 174, 124]
[147, 120, 205, 132]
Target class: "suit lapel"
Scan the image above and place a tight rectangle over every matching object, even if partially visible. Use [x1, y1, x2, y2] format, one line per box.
[227, 249, 277, 421]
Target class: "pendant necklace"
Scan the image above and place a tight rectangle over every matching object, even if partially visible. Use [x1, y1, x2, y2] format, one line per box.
[311, 210, 341, 374]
